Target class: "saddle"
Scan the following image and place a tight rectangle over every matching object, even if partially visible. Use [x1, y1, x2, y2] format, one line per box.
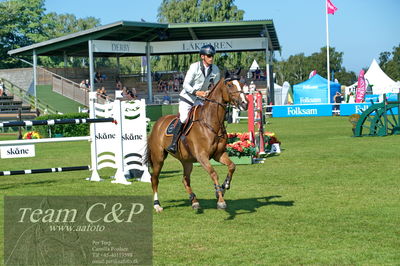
[165, 105, 200, 137]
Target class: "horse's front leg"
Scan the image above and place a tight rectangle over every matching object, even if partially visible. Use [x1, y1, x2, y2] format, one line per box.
[197, 156, 226, 209]
[214, 152, 236, 193]
[181, 162, 200, 209]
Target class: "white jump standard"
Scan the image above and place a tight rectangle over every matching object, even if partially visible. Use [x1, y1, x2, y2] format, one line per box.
[0, 91, 151, 184]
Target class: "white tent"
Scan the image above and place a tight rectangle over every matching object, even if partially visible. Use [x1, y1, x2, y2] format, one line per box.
[346, 59, 400, 95]
[274, 82, 291, 105]
[249, 59, 260, 71]
[365, 59, 399, 94]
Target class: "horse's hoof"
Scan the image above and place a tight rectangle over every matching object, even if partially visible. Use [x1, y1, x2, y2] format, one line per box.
[154, 205, 163, 213]
[192, 202, 200, 209]
[217, 201, 227, 209]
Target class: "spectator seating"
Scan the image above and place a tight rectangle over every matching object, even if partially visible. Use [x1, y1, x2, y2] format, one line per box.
[0, 95, 37, 121]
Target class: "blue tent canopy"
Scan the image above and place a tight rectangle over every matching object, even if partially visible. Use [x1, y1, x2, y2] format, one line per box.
[293, 74, 341, 104]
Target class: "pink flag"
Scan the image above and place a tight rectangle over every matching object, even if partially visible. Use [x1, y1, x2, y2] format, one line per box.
[327, 0, 338, 14]
[355, 70, 366, 103]
[309, 70, 317, 79]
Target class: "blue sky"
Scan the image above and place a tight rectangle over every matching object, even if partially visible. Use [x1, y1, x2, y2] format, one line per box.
[44, 0, 400, 73]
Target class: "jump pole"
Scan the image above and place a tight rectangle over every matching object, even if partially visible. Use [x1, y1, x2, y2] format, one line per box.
[0, 118, 114, 128]
[0, 166, 90, 176]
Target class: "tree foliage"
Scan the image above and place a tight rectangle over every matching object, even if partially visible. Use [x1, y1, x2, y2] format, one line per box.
[274, 47, 356, 86]
[0, 0, 100, 68]
[0, 0, 46, 67]
[155, 0, 247, 72]
[379, 44, 400, 81]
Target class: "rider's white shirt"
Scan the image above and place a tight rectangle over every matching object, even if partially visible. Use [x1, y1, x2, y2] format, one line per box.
[180, 61, 220, 104]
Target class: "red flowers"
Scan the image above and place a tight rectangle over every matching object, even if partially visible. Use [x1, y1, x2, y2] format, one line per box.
[23, 131, 41, 139]
[226, 132, 256, 157]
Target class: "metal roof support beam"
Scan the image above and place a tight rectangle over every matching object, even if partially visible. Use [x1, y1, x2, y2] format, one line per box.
[63, 51, 68, 67]
[265, 38, 273, 105]
[33, 49, 37, 109]
[88, 40, 95, 95]
[146, 42, 153, 104]
[116, 55, 120, 76]
[188, 27, 198, 40]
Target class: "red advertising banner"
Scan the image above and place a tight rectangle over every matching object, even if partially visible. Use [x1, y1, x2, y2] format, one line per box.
[355, 70, 366, 103]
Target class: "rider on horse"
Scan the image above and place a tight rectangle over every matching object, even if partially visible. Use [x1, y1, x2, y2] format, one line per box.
[166, 44, 221, 153]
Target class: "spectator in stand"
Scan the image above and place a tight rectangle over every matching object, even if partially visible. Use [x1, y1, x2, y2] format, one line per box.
[95, 72, 101, 83]
[126, 87, 137, 100]
[255, 67, 261, 80]
[99, 87, 109, 101]
[130, 87, 137, 99]
[173, 78, 180, 92]
[249, 81, 256, 93]
[116, 79, 122, 90]
[119, 86, 128, 98]
[0, 79, 4, 96]
[80, 79, 90, 90]
[239, 76, 246, 84]
[162, 91, 171, 104]
[162, 80, 168, 92]
[168, 79, 174, 91]
[158, 80, 164, 92]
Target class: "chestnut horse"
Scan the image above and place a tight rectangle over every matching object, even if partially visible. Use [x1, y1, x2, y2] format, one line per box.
[147, 71, 248, 212]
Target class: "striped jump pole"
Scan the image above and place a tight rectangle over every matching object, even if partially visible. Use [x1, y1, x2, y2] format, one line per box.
[0, 118, 115, 128]
[0, 166, 90, 176]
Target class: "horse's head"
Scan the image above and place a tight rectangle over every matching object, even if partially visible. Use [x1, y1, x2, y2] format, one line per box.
[222, 68, 248, 110]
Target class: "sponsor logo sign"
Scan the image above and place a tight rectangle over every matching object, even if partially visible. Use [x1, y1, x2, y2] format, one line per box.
[340, 103, 371, 116]
[0, 144, 35, 158]
[273, 104, 333, 117]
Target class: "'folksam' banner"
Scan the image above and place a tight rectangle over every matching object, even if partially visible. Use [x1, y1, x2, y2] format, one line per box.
[273, 104, 332, 117]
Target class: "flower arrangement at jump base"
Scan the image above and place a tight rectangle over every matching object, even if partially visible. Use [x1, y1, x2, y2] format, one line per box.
[226, 132, 257, 157]
[264, 131, 281, 154]
[22, 131, 41, 139]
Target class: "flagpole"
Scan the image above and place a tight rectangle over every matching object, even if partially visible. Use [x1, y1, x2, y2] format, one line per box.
[325, 0, 331, 103]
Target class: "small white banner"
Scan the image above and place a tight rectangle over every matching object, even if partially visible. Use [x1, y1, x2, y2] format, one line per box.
[1, 144, 36, 158]
[92, 40, 146, 54]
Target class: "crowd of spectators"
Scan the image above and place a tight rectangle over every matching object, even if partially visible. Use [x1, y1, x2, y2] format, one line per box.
[81, 67, 266, 104]
[156, 72, 184, 93]
[0, 79, 7, 97]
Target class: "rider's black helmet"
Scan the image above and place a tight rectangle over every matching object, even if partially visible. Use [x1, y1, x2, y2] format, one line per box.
[199, 44, 216, 56]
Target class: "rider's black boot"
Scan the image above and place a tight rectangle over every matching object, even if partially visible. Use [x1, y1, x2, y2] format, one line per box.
[166, 121, 183, 153]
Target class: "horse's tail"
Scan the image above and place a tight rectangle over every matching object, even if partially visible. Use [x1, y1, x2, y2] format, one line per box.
[143, 137, 153, 169]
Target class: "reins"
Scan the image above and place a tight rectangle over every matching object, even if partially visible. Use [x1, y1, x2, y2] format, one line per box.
[193, 78, 237, 139]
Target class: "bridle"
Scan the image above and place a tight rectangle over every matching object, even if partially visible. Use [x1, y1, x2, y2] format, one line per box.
[195, 78, 242, 139]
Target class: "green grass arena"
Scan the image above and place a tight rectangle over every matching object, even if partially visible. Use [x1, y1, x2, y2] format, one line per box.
[1, 116, 399, 265]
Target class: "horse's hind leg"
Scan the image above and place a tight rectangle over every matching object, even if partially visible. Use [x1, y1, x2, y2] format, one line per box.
[181, 162, 200, 209]
[151, 149, 167, 213]
[214, 152, 236, 193]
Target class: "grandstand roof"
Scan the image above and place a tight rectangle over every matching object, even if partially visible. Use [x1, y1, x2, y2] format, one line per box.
[8, 20, 280, 57]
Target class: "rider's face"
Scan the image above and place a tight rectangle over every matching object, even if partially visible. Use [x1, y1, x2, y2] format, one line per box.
[201, 54, 214, 66]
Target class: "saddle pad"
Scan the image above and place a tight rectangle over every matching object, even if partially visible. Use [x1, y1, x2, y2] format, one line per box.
[164, 105, 200, 137]
[165, 117, 179, 136]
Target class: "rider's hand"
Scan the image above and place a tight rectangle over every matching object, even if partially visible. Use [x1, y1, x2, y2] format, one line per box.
[195, 91, 206, 97]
